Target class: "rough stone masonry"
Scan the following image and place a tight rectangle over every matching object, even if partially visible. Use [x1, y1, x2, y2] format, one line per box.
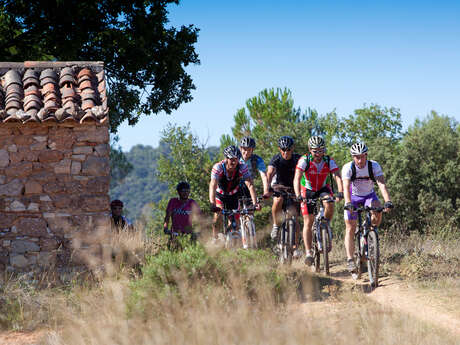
[0, 62, 111, 271]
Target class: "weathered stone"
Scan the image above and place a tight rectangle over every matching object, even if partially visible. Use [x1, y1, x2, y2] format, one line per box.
[43, 181, 65, 194]
[33, 136, 47, 142]
[71, 161, 81, 174]
[38, 150, 64, 163]
[54, 159, 72, 174]
[14, 218, 47, 237]
[52, 194, 74, 208]
[37, 252, 56, 266]
[9, 200, 26, 211]
[19, 125, 48, 136]
[72, 154, 86, 161]
[10, 254, 29, 268]
[86, 176, 110, 194]
[27, 203, 39, 211]
[25, 254, 37, 265]
[47, 215, 72, 234]
[73, 146, 93, 154]
[31, 141, 47, 151]
[23, 150, 39, 161]
[3, 240, 10, 246]
[9, 151, 24, 164]
[0, 179, 24, 196]
[81, 156, 109, 176]
[40, 195, 52, 202]
[0, 175, 5, 184]
[25, 180, 43, 194]
[94, 144, 110, 156]
[73, 176, 89, 182]
[7, 144, 17, 153]
[80, 195, 109, 212]
[5, 162, 33, 178]
[0, 149, 9, 168]
[13, 136, 34, 146]
[76, 127, 109, 143]
[48, 135, 75, 150]
[0, 128, 12, 136]
[11, 240, 40, 253]
[40, 238, 58, 251]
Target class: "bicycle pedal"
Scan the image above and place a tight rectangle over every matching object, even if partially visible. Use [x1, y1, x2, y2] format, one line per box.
[351, 272, 358, 280]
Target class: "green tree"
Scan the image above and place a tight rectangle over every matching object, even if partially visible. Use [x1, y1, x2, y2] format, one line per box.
[0, 0, 200, 132]
[385, 112, 460, 236]
[110, 135, 133, 190]
[157, 123, 213, 209]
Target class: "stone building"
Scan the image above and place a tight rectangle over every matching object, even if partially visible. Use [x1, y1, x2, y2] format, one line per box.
[0, 61, 110, 271]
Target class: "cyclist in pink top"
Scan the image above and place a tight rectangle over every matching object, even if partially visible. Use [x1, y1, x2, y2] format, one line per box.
[164, 181, 201, 235]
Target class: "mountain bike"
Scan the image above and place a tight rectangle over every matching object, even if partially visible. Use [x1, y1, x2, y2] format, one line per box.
[306, 195, 335, 275]
[238, 197, 258, 249]
[272, 185, 299, 265]
[220, 208, 242, 249]
[164, 228, 198, 251]
[352, 205, 384, 287]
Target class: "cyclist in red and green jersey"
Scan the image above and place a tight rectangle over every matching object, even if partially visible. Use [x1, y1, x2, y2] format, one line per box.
[294, 136, 344, 266]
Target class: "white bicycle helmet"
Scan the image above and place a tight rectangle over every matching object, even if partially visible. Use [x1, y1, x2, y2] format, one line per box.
[223, 145, 241, 159]
[350, 142, 368, 155]
[308, 136, 325, 149]
[240, 136, 256, 148]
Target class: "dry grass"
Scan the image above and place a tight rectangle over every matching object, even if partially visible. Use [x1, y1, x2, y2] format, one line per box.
[1, 226, 459, 344]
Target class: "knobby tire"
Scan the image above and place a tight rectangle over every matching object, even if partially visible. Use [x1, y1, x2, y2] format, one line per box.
[321, 223, 330, 275]
[367, 230, 379, 287]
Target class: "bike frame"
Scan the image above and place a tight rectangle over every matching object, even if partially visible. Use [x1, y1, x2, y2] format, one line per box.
[221, 208, 241, 249]
[273, 185, 298, 265]
[238, 197, 257, 249]
[354, 205, 383, 287]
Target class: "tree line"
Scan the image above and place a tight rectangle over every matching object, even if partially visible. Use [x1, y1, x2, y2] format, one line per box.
[145, 88, 459, 238]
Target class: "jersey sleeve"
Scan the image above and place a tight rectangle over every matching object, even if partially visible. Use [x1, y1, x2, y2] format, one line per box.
[211, 162, 223, 180]
[256, 156, 267, 173]
[371, 161, 383, 177]
[239, 162, 251, 180]
[341, 162, 353, 180]
[268, 154, 278, 168]
[328, 158, 339, 172]
[296, 155, 308, 171]
[166, 199, 174, 213]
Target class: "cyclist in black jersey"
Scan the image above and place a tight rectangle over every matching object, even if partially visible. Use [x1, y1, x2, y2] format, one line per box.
[266, 136, 302, 248]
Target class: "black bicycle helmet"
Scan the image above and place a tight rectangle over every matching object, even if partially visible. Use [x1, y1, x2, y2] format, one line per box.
[176, 181, 190, 191]
[308, 136, 326, 149]
[278, 136, 294, 150]
[350, 142, 368, 155]
[223, 145, 241, 159]
[239, 136, 256, 149]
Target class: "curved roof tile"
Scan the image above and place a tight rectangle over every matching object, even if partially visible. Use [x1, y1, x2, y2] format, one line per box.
[0, 61, 108, 124]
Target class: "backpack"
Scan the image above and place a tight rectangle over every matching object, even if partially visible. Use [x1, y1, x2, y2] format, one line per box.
[300, 154, 335, 193]
[350, 161, 376, 182]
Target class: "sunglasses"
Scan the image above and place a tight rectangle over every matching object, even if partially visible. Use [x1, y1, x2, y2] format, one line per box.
[311, 149, 324, 154]
[280, 148, 293, 152]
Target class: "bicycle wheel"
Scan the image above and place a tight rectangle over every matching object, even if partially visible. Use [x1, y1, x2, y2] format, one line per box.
[354, 231, 362, 279]
[241, 218, 249, 249]
[321, 222, 330, 275]
[312, 222, 321, 273]
[367, 230, 379, 287]
[248, 219, 257, 249]
[287, 219, 295, 265]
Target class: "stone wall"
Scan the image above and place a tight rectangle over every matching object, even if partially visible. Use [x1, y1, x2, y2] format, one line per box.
[0, 122, 110, 271]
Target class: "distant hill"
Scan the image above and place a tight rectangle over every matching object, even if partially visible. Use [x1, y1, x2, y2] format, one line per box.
[110, 143, 220, 220]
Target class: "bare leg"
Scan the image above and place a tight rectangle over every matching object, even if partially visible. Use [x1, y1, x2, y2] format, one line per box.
[344, 219, 357, 260]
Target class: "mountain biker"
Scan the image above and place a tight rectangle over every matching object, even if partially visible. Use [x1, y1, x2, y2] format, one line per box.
[110, 199, 132, 231]
[239, 136, 269, 202]
[342, 142, 393, 272]
[293, 135, 344, 266]
[209, 145, 260, 240]
[163, 181, 201, 237]
[267, 136, 302, 255]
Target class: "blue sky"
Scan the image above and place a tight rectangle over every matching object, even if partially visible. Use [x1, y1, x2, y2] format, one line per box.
[116, 0, 460, 151]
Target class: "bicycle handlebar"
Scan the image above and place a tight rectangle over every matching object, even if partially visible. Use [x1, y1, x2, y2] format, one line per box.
[354, 206, 384, 213]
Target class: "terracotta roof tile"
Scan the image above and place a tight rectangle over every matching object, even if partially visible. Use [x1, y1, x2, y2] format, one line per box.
[0, 61, 108, 124]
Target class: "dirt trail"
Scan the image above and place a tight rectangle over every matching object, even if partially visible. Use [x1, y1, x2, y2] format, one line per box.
[326, 262, 460, 337]
[0, 329, 47, 345]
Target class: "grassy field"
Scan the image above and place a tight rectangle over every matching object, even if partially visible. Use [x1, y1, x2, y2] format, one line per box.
[0, 226, 459, 345]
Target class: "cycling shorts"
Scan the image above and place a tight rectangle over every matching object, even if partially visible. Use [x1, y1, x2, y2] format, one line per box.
[216, 192, 240, 220]
[300, 185, 332, 216]
[344, 191, 379, 220]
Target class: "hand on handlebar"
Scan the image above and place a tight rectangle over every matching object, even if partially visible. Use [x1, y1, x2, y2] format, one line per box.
[254, 203, 262, 211]
[384, 201, 394, 212]
[210, 203, 221, 213]
[344, 202, 356, 211]
[335, 192, 344, 202]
